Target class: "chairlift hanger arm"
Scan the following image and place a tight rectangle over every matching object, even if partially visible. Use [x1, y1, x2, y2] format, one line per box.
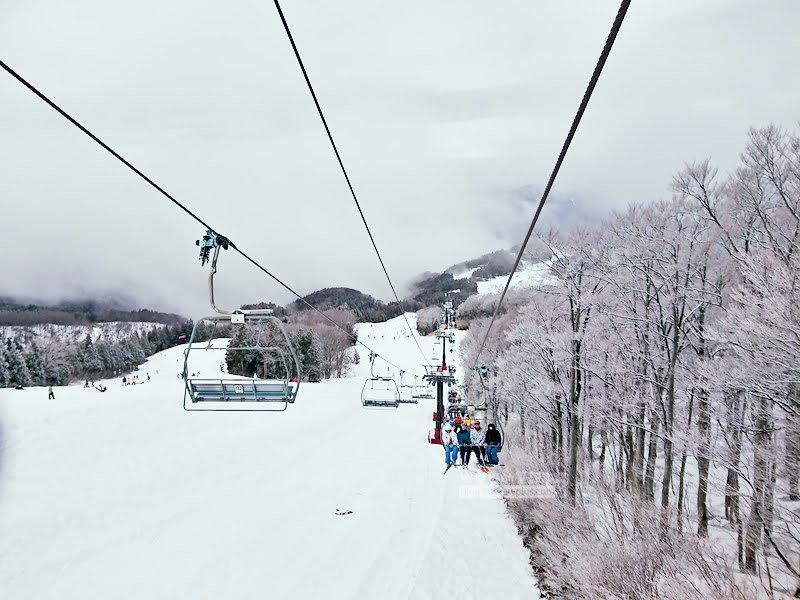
[195, 230, 272, 317]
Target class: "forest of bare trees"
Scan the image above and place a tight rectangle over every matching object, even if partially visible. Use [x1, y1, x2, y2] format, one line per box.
[460, 124, 800, 599]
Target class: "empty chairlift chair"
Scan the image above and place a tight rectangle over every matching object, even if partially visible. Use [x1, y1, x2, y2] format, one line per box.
[183, 231, 301, 412]
[361, 352, 400, 408]
[397, 370, 418, 404]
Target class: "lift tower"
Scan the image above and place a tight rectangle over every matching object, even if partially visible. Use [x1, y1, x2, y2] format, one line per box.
[425, 328, 456, 444]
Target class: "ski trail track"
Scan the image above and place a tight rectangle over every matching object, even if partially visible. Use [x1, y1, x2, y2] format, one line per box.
[0, 315, 539, 599]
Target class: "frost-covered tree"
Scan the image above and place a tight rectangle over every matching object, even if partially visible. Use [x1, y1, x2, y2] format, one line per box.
[5, 338, 31, 386]
[80, 336, 104, 374]
[0, 343, 10, 386]
[25, 343, 47, 386]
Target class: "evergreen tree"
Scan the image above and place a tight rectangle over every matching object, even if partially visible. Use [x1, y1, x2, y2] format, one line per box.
[43, 345, 69, 385]
[0, 342, 10, 387]
[80, 336, 104, 374]
[6, 338, 31, 386]
[25, 343, 46, 385]
[293, 330, 319, 382]
[128, 334, 146, 364]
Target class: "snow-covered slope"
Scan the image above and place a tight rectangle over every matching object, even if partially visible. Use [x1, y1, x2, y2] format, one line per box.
[473, 259, 557, 296]
[0, 315, 539, 599]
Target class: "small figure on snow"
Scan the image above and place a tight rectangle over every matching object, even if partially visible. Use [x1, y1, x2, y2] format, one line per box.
[84, 380, 89, 388]
[485, 424, 502, 465]
[48, 385, 55, 399]
[122, 376, 127, 386]
[442, 421, 459, 468]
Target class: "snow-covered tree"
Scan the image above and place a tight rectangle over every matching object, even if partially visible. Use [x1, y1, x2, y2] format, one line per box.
[6, 338, 31, 386]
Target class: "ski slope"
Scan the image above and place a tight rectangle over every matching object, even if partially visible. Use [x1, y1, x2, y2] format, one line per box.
[473, 259, 558, 296]
[0, 315, 539, 599]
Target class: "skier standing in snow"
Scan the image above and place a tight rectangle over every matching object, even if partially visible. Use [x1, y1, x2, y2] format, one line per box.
[442, 421, 459, 468]
[48, 385, 55, 400]
[485, 423, 502, 465]
[470, 421, 487, 468]
[457, 422, 471, 466]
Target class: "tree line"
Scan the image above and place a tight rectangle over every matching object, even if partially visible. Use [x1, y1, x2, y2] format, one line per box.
[459, 124, 800, 599]
[0, 297, 185, 327]
[0, 321, 217, 387]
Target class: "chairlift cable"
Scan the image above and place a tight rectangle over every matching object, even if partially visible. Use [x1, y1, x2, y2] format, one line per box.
[273, 0, 431, 368]
[0, 58, 214, 234]
[471, 0, 632, 368]
[0, 58, 416, 377]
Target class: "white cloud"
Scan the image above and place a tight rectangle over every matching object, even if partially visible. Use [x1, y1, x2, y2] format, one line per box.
[2, 0, 799, 317]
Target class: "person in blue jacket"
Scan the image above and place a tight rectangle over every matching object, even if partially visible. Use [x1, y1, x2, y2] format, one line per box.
[457, 423, 472, 465]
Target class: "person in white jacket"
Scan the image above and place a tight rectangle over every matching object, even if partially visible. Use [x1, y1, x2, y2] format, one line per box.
[442, 421, 459, 467]
[469, 421, 487, 467]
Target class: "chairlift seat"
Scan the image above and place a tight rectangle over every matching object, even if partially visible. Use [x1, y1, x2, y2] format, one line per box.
[363, 398, 401, 408]
[361, 377, 400, 408]
[397, 387, 419, 404]
[189, 379, 293, 402]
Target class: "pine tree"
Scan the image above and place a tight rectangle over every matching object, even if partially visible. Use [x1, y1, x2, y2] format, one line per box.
[0, 342, 10, 387]
[293, 330, 319, 382]
[81, 336, 104, 374]
[43, 345, 69, 385]
[6, 338, 32, 386]
[128, 334, 146, 364]
[25, 343, 46, 385]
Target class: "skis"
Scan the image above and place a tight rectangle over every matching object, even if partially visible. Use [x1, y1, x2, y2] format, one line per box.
[444, 463, 493, 474]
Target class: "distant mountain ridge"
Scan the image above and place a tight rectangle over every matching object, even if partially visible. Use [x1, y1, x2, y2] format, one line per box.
[1, 245, 551, 330]
[0, 297, 185, 327]
[290, 287, 405, 322]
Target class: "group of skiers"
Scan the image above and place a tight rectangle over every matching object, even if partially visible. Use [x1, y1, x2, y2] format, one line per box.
[122, 373, 150, 385]
[441, 420, 502, 468]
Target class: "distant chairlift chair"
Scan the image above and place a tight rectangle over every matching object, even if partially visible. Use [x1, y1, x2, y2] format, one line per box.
[361, 352, 400, 408]
[397, 370, 418, 404]
[183, 231, 301, 412]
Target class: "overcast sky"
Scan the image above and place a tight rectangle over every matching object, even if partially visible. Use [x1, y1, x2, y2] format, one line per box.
[2, 0, 799, 319]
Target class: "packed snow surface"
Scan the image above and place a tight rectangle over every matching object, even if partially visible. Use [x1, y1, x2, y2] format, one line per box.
[0, 315, 539, 599]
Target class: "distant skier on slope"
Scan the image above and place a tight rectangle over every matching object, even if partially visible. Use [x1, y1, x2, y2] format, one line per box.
[48, 385, 55, 399]
[442, 421, 459, 469]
